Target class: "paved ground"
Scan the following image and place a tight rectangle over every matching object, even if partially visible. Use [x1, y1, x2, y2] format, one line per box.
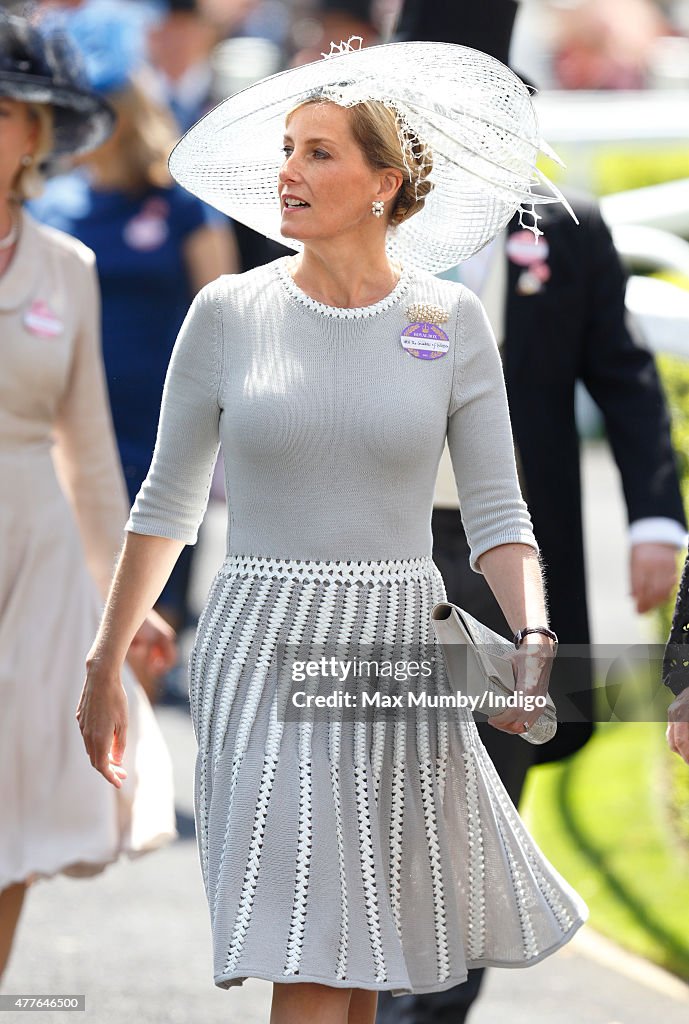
[4, 441, 689, 1023]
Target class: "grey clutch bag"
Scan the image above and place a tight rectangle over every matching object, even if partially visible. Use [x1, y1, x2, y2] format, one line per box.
[431, 602, 558, 745]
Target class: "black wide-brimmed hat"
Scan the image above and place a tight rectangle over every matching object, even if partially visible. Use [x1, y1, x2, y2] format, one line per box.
[0, 11, 115, 157]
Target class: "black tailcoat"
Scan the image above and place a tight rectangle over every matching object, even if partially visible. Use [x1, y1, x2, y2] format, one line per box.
[503, 196, 686, 760]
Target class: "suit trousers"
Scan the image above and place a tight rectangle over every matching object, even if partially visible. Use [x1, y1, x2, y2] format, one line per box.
[375, 508, 537, 1024]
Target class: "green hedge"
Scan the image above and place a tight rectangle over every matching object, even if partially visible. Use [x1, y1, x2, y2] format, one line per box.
[523, 722, 689, 977]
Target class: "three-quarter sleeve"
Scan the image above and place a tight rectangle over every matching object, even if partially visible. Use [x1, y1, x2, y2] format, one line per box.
[52, 249, 130, 600]
[447, 287, 539, 573]
[126, 282, 222, 543]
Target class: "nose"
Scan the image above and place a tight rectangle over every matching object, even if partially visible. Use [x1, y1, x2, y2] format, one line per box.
[279, 150, 302, 187]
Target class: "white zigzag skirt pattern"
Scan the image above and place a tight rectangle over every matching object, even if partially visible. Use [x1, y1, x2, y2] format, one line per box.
[188, 554, 587, 995]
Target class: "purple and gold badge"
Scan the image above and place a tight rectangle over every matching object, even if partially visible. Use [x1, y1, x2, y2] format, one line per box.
[401, 322, 450, 360]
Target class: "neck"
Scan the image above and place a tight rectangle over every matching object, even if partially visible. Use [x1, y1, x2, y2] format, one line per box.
[293, 239, 400, 308]
[0, 195, 20, 278]
[0, 194, 14, 238]
[85, 150, 134, 192]
[87, 161, 122, 191]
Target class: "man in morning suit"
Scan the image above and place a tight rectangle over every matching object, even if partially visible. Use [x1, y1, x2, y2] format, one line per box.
[376, 1, 687, 1021]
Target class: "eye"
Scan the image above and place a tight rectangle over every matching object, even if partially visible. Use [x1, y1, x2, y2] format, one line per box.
[281, 145, 293, 157]
[313, 149, 330, 159]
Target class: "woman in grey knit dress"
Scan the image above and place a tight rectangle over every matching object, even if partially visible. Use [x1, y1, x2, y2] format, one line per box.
[78, 41, 587, 1024]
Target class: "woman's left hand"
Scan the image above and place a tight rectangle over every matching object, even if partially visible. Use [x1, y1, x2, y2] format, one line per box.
[488, 634, 557, 736]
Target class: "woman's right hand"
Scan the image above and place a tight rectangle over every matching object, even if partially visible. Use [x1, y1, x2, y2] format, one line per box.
[73, 531, 187, 783]
[76, 659, 129, 789]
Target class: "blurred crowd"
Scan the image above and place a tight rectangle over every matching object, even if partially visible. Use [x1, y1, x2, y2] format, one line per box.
[513, 0, 689, 90]
[1, 0, 685, 683]
[2, 0, 688, 998]
[5, 0, 689, 94]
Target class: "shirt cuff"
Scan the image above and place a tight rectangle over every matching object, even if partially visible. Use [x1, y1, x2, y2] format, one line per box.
[629, 517, 688, 549]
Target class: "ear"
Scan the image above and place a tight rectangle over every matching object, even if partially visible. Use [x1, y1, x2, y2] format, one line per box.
[376, 168, 404, 205]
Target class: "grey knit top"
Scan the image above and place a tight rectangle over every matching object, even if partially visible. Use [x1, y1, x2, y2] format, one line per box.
[126, 257, 538, 573]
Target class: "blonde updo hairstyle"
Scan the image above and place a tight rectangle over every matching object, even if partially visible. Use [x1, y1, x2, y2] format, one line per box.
[348, 100, 434, 225]
[287, 97, 433, 226]
[12, 102, 54, 201]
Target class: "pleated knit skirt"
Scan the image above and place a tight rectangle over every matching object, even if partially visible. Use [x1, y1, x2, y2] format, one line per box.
[188, 554, 588, 995]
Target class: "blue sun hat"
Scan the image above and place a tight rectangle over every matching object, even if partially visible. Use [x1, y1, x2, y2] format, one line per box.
[40, 0, 162, 96]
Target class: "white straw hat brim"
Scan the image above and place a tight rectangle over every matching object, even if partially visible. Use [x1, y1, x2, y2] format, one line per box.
[169, 40, 572, 272]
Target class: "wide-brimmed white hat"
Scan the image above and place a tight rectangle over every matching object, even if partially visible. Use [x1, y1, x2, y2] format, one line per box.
[169, 38, 574, 272]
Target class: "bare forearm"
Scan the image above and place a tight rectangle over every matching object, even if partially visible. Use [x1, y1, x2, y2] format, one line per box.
[476, 542, 549, 635]
[89, 532, 185, 666]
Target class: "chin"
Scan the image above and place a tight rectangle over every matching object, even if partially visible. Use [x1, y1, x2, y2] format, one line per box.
[279, 221, 304, 241]
[279, 220, 340, 245]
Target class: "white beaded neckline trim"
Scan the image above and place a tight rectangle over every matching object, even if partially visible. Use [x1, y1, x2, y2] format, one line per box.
[275, 257, 412, 320]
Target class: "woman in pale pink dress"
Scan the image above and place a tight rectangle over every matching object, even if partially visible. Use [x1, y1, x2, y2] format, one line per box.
[0, 12, 177, 980]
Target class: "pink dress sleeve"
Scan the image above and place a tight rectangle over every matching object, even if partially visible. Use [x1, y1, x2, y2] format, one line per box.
[52, 249, 130, 600]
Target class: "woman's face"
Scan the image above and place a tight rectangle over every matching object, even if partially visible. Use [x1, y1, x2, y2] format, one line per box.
[279, 102, 392, 244]
[0, 97, 37, 196]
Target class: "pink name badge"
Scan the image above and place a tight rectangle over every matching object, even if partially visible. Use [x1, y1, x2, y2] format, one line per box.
[506, 230, 550, 267]
[401, 322, 449, 360]
[123, 213, 169, 251]
[123, 197, 170, 252]
[23, 299, 63, 338]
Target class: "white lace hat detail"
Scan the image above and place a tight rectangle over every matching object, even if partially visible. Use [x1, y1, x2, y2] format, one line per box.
[169, 38, 575, 273]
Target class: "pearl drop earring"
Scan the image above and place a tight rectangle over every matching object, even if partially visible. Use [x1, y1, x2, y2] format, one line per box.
[21, 155, 33, 167]
[371, 200, 384, 218]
